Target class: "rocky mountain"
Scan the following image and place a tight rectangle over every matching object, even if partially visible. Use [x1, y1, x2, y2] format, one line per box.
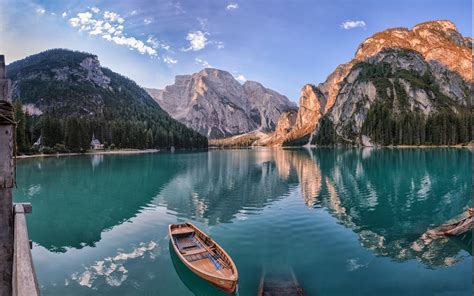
[259, 20, 472, 147]
[7, 49, 207, 150]
[145, 68, 296, 139]
[314, 47, 471, 146]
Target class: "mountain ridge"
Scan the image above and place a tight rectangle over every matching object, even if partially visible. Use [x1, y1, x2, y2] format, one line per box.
[7, 48, 208, 151]
[212, 20, 472, 147]
[145, 68, 296, 139]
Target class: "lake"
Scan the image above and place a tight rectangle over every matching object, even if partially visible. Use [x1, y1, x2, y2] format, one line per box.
[13, 148, 472, 296]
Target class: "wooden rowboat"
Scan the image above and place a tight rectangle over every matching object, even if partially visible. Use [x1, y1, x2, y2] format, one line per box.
[169, 223, 238, 294]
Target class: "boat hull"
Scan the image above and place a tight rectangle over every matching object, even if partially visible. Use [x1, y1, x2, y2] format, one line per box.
[169, 223, 238, 294]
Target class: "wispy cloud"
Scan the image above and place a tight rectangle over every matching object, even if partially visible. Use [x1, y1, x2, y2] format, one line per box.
[197, 18, 208, 30]
[163, 56, 178, 64]
[68, 8, 157, 57]
[195, 58, 211, 68]
[216, 41, 224, 50]
[183, 31, 208, 51]
[36, 7, 46, 15]
[171, 1, 186, 14]
[90, 7, 100, 14]
[147, 36, 170, 50]
[62, 11, 68, 18]
[226, 3, 239, 10]
[103, 11, 124, 23]
[234, 73, 246, 83]
[341, 20, 366, 30]
[144, 18, 153, 25]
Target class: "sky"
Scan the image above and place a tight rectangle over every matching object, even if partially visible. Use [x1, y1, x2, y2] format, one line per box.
[0, 0, 472, 101]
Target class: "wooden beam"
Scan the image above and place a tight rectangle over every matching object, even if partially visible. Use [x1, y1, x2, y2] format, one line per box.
[0, 54, 14, 296]
[12, 204, 40, 296]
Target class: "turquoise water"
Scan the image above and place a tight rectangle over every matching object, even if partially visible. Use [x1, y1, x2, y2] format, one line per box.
[13, 148, 472, 295]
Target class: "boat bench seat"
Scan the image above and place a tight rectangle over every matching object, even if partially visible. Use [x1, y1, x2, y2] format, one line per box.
[184, 248, 207, 256]
[175, 236, 198, 251]
[185, 252, 208, 262]
[172, 229, 195, 236]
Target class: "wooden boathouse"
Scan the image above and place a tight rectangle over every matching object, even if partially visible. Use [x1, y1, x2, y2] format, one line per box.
[0, 55, 39, 296]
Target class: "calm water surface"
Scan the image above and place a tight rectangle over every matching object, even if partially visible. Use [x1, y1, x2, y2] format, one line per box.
[13, 148, 472, 295]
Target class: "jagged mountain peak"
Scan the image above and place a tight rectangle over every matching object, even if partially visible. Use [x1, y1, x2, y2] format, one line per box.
[354, 20, 472, 80]
[412, 20, 458, 33]
[146, 68, 295, 138]
[243, 80, 264, 88]
[252, 20, 472, 147]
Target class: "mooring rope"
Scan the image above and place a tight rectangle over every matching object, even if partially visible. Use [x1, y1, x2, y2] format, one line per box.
[0, 100, 17, 188]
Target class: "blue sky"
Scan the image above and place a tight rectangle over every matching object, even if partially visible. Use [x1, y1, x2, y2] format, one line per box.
[0, 0, 471, 100]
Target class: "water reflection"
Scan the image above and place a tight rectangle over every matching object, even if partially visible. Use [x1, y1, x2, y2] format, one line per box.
[72, 241, 157, 288]
[308, 148, 472, 267]
[154, 148, 471, 268]
[91, 154, 104, 169]
[155, 150, 294, 224]
[14, 148, 472, 270]
[14, 154, 185, 251]
[169, 242, 227, 296]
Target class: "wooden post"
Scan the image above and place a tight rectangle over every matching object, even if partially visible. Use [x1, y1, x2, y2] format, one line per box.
[12, 204, 39, 296]
[0, 54, 14, 296]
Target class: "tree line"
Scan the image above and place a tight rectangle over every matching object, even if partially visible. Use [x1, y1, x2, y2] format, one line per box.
[13, 100, 208, 154]
[362, 101, 472, 146]
[313, 52, 472, 146]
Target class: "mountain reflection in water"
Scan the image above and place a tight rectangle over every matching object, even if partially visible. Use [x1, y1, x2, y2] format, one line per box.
[13, 148, 472, 294]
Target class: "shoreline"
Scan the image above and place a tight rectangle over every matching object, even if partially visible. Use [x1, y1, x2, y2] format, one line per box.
[16, 144, 472, 159]
[209, 144, 473, 149]
[16, 149, 161, 160]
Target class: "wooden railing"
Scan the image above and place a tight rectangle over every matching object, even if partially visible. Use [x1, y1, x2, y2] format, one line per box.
[12, 203, 40, 296]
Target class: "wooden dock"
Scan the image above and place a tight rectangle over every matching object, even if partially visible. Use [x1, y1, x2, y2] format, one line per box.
[0, 55, 39, 296]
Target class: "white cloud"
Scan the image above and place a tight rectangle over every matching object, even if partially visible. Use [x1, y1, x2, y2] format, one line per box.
[131, 10, 138, 16]
[91, 7, 100, 14]
[147, 36, 170, 50]
[68, 9, 158, 57]
[216, 41, 224, 50]
[36, 7, 46, 15]
[197, 18, 208, 30]
[104, 11, 124, 24]
[195, 58, 211, 68]
[341, 20, 366, 30]
[62, 11, 68, 18]
[183, 31, 208, 51]
[68, 18, 79, 27]
[172, 1, 186, 14]
[226, 3, 239, 10]
[144, 18, 153, 25]
[163, 56, 178, 64]
[234, 74, 246, 83]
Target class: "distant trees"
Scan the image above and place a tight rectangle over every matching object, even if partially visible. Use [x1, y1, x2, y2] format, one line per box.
[361, 101, 472, 146]
[315, 50, 472, 147]
[8, 48, 208, 154]
[33, 114, 208, 153]
[12, 103, 208, 154]
[13, 100, 29, 152]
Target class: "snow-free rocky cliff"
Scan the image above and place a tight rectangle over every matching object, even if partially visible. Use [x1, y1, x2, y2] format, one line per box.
[146, 68, 296, 138]
[264, 20, 472, 146]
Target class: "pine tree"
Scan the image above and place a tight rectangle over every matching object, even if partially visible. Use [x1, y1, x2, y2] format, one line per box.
[13, 100, 28, 152]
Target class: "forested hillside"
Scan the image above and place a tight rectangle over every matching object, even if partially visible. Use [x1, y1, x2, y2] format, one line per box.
[313, 48, 472, 146]
[7, 49, 207, 153]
